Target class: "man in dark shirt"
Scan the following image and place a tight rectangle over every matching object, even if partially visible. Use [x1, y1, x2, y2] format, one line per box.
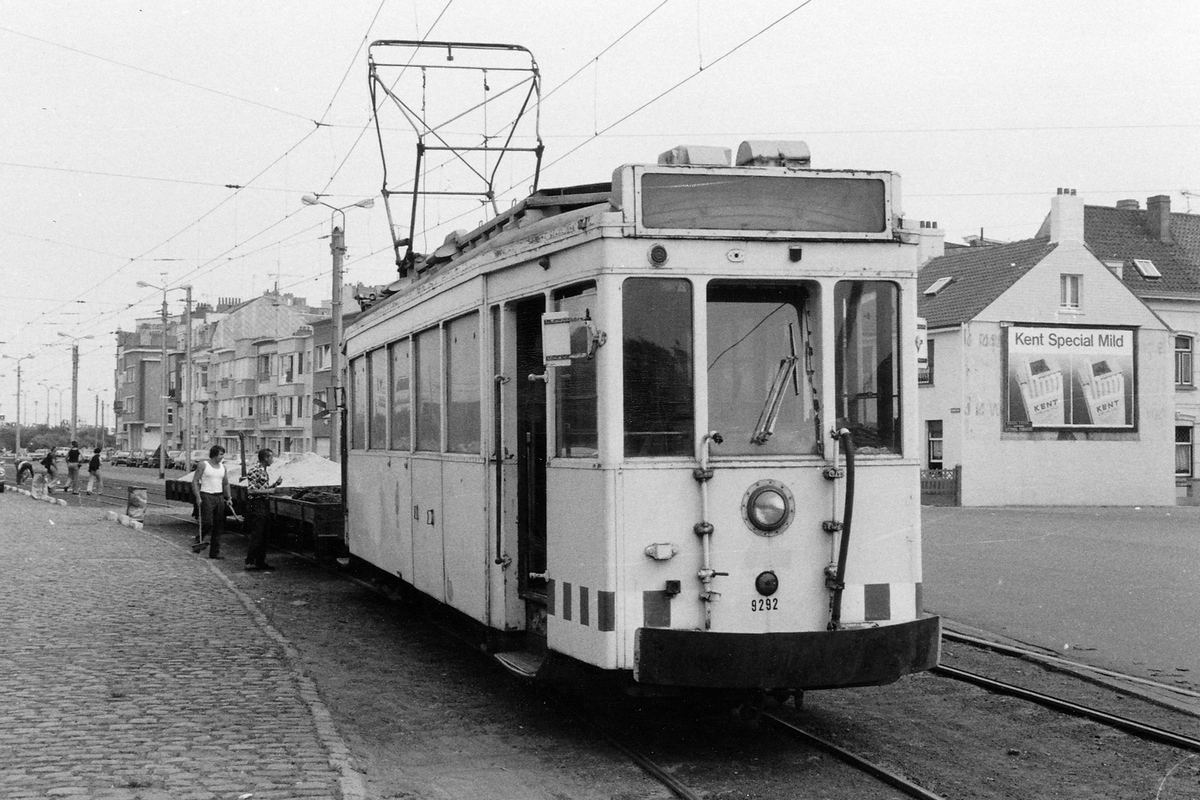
[86, 447, 103, 495]
[244, 448, 284, 571]
[66, 441, 82, 495]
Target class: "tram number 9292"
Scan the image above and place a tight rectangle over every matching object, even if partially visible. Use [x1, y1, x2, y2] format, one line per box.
[750, 598, 779, 612]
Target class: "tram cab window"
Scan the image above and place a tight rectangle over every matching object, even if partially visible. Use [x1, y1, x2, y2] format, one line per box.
[414, 327, 442, 451]
[389, 339, 411, 451]
[446, 313, 481, 454]
[555, 283, 599, 458]
[350, 355, 368, 450]
[834, 281, 901, 454]
[623, 278, 694, 457]
[707, 281, 821, 455]
[369, 348, 388, 450]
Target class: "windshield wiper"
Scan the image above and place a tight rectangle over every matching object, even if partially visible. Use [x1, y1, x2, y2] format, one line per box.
[752, 324, 801, 445]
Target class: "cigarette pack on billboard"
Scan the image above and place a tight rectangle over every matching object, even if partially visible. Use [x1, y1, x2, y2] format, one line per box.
[1078, 359, 1126, 426]
[1018, 357, 1065, 426]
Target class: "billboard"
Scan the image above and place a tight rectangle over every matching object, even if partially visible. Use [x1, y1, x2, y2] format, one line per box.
[1005, 324, 1136, 429]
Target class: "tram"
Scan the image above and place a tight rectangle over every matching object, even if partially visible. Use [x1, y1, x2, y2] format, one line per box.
[342, 139, 940, 695]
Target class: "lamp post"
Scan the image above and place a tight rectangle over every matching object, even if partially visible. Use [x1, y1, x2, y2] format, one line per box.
[57, 333, 94, 443]
[135, 282, 193, 477]
[2, 355, 32, 454]
[38, 382, 60, 427]
[300, 194, 375, 463]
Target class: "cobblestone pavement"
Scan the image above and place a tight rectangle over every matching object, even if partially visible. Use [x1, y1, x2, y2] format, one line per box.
[0, 487, 362, 800]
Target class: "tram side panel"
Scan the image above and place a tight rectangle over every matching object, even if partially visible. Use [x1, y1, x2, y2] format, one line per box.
[544, 465, 618, 669]
[347, 452, 414, 583]
[441, 458, 489, 620]
[410, 456, 446, 602]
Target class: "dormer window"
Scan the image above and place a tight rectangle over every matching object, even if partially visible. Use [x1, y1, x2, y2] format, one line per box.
[924, 276, 954, 296]
[1132, 258, 1161, 279]
[1060, 274, 1082, 310]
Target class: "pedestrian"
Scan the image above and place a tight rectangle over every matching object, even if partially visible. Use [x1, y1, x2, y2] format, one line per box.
[244, 448, 284, 571]
[190, 445, 231, 559]
[66, 440, 82, 495]
[16, 459, 33, 485]
[85, 447, 103, 495]
[40, 447, 59, 491]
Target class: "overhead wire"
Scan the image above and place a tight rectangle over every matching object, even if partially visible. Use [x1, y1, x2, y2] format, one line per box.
[0, 24, 317, 124]
[6, 0, 436, 366]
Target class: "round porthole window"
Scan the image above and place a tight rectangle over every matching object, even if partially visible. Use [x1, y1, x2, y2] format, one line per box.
[740, 479, 795, 536]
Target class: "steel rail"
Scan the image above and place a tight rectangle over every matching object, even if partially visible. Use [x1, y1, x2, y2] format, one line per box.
[933, 665, 1200, 754]
[942, 628, 1200, 701]
[761, 712, 948, 800]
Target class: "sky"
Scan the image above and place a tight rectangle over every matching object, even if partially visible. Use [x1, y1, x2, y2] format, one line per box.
[2, 0, 1198, 427]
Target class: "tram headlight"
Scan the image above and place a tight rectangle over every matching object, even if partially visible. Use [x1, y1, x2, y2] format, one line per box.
[755, 571, 779, 597]
[741, 480, 795, 536]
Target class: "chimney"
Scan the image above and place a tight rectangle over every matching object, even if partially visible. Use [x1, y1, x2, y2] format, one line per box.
[1147, 195, 1173, 243]
[1116, 199, 1139, 211]
[916, 220, 945, 265]
[1049, 188, 1084, 244]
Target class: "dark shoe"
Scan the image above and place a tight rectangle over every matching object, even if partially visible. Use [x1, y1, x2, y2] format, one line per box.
[209, 555, 224, 560]
[191, 541, 209, 553]
[258, 563, 276, 571]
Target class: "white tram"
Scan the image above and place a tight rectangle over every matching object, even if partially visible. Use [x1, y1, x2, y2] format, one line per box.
[343, 141, 940, 694]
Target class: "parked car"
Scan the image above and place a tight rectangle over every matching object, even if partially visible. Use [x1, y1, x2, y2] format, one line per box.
[111, 450, 133, 466]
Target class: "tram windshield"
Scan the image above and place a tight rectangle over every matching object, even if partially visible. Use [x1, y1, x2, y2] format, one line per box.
[707, 281, 821, 455]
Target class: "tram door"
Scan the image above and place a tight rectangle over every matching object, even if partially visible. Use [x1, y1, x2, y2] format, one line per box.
[514, 296, 548, 648]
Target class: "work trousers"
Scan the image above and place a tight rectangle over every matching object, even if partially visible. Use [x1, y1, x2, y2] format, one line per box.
[246, 500, 270, 566]
[86, 470, 103, 494]
[198, 492, 227, 557]
[67, 464, 80, 492]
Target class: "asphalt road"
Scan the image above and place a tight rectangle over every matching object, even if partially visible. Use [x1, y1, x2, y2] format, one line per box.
[923, 504, 1200, 691]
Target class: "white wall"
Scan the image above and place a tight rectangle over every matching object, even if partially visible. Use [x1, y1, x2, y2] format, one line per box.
[941, 241, 1174, 506]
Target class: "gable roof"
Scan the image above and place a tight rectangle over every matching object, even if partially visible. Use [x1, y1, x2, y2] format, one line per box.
[1035, 205, 1200, 298]
[918, 238, 1058, 328]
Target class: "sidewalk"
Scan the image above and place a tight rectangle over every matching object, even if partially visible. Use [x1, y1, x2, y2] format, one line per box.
[0, 487, 362, 800]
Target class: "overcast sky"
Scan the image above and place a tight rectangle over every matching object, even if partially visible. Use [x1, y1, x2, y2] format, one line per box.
[2, 0, 1197, 425]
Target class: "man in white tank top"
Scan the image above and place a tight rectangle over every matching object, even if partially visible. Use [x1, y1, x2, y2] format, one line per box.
[191, 445, 231, 558]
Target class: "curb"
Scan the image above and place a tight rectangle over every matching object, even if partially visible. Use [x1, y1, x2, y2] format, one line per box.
[5, 485, 68, 507]
[104, 509, 145, 531]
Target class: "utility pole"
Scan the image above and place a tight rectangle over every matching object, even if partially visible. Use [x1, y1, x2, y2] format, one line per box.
[184, 285, 193, 472]
[70, 343, 79, 442]
[159, 291, 168, 478]
[330, 222, 344, 463]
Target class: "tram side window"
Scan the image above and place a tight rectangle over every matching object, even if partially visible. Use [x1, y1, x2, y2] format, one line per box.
[414, 327, 442, 451]
[834, 281, 901, 454]
[555, 282, 598, 458]
[350, 355, 368, 450]
[389, 339, 411, 451]
[446, 313, 481, 454]
[369, 347, 388, 450]
[707, 281, 821, 455]
[623, 278, 694, 457]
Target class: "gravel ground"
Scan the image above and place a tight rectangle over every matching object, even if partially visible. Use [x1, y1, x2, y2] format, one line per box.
[140, 507, 1200, 800]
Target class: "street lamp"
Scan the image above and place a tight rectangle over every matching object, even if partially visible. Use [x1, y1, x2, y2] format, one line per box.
[136, 281, 191, 478]
[57, 332, 95, 443]
[38, 382, 63, 427]
[1, 354, 32, 454]
[301, 194, 375, 464]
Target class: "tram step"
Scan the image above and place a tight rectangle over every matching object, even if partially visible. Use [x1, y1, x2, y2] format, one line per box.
[493, 650, 545, 679]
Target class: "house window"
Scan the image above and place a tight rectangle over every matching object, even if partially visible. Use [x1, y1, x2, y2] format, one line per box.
[1176, 336, 1193, 387]
[1060, 274, 1081, 310]
[918, 337, 935, 386]
[1176, 426, 1193, 478]
[927, 420, 944, 469]
[314, 344, 331, 372]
